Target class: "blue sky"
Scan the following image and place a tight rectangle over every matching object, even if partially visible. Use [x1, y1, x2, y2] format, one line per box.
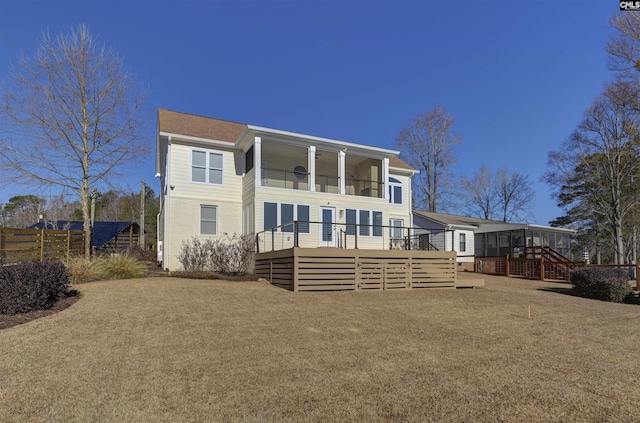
[0, 0, 617, 225]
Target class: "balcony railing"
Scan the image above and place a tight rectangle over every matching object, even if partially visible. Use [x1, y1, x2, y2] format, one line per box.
[259, 167, 383, 198]
[345, 178, 384, 198]
[261, 167, 309, 191]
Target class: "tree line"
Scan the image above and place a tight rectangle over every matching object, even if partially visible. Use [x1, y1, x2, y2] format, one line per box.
[395, 12, 640, 265]
[0, 188, 160, 248]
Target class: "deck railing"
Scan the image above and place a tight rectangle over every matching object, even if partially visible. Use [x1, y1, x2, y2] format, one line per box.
[256, 220, 430, 253]
[476, 253, 639, 289]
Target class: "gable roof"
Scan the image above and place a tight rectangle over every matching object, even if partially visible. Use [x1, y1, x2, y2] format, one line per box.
[30, 221, 139, 249]
[158, 109, 246, 143]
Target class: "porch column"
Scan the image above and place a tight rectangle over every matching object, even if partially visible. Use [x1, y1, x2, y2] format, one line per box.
[308, 145, 316, 192]
[339, 150, 346, 195]
[383, 158, 389, 201]
[254, 136, 262, 187]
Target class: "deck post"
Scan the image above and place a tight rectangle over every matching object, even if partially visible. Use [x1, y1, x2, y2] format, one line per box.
[540, 256, 545, 281]
[271, 228, 275, 251]
[66, 230, 71, 262]
[505, 254, 510, 277]
[40, 229, 45, 261]
[293, 248, 299, 292]
[354, 225, 358, 249]
[293, 221, 299, 247]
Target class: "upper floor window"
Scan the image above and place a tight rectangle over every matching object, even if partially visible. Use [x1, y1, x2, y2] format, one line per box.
[192, 149, 223, 185]
[389, 177, 402, 204]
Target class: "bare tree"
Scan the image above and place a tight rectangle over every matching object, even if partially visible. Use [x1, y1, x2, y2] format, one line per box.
[0, 25, 149, 256]
[545, 81, 640, 264]
[395, 104, 462, 212]
[495, 166, 535, 223]
[607, 12, 640, 78]
[459, 166, 494, 219]
[458, 165, 534, 222]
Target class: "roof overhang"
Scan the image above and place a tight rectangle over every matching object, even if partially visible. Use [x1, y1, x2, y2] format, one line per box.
[240, 124, 400, 158]
[474, 223, 577, 234]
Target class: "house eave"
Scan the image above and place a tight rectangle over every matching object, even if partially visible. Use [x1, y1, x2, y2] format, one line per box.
[246, 124, 399, 157]
[159, 131, 241, 149]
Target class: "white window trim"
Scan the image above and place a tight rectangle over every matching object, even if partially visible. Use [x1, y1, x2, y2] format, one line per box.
[200, 205, 218, 235]
[191, 148, 224, 186]
[389, 177, 403, 205]
[389, 219, 404, 238]
[459, 232, 467, 252]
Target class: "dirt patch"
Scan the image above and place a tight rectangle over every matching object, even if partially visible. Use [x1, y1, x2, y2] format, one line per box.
[0, 294, 81, 330]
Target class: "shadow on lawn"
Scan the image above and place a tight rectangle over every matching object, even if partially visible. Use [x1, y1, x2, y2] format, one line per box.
[538, 286, 640, 304]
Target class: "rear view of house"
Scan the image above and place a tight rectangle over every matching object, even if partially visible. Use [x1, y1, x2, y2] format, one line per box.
[156, 109, 417, 271]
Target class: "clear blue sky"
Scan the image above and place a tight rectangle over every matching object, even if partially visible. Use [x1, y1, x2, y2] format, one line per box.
[0, 0, 616, 225]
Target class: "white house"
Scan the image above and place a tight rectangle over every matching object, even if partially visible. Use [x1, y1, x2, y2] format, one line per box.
[156, 109, 418, 271]
[413, 210, 576, 271]
[412, 211, 478, 271]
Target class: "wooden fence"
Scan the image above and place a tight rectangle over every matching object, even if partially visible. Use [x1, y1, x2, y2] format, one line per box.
[475, 255, 640, 290]
[0, 228, 85, 263]
[255, 248, 460, 291]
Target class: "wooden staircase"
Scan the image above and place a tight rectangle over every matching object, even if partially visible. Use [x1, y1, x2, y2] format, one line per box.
[525, 246, 574, 281]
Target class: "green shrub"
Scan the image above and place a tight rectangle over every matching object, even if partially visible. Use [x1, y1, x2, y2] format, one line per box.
[103, 254, 147, 280]
[571, 268, 632, 303]
[64, 255, 108, 284]
[0, 260, 74, 315]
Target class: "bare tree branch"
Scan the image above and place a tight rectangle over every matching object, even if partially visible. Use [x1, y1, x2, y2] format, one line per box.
[0, 24, 150, 256]
[394, 104, 461, 212]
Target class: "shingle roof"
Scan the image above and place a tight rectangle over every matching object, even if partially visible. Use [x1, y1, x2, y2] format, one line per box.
[413, 211, 503, 227]
[30, 221, 138, 249]
[158, 109, 246, 143]
[389, 156, 416, 171]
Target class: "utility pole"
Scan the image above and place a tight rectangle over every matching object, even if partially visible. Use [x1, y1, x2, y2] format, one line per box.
[140, 179, 145, 248]
[90, 192, 96, 254]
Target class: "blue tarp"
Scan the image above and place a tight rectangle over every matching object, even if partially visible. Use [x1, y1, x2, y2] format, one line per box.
[29, 221, 137, 249]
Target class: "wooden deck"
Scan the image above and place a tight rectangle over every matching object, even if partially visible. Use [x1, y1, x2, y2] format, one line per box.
[255, 248, 460, 291]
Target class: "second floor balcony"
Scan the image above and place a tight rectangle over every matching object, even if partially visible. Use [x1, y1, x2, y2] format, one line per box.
[248, 138, 390, 199]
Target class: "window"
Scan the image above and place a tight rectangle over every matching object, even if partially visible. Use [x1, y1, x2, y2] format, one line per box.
[192, 150, 223, 184]
[459, 233, 467, 252]
[359, 210, 370, 236]
[243, 203, 254, 234]
[389, 177, 402, 204]
[263, 202, 310, 233]
[346, 209, 383, 237]
[346, 209, 357, 235]
[245, 146, 254, 172]
[200, 206, 217, 235]
[373, 212, 383, 237]
[264, 202, 278, 231]
[390, 219, 403, 239]
[297, 205, 310, 233]
[281, 204, 295, 232]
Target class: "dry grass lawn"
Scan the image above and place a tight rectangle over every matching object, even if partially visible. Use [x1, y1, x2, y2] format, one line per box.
[1, 274, 639, 422]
